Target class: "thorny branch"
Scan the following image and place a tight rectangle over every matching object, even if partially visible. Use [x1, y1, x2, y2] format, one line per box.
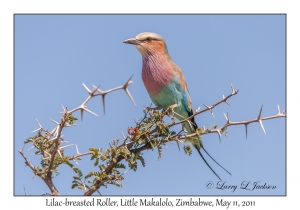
[169, 83, 238, 129]
[82, 84, 286, 196]
[19, 147, 60, 196]
[19, 82, 285, 196]
[19, 76, 135, 196]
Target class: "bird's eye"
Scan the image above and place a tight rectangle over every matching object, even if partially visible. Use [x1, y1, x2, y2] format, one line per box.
[147, 37, 152, 41]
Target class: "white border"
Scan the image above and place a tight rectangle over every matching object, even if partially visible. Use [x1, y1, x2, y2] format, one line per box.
[2, 0, 296, 209]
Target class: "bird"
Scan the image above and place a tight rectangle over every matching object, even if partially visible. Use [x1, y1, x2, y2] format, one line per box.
[123, 32, 231, 180]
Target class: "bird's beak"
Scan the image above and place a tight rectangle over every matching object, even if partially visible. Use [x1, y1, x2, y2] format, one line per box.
[123, 38, 140, 45]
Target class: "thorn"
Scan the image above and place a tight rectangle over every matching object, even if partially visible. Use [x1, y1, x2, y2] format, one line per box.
[223, 95, 230, 106]
[96, 190, 102, 196]
[83, 106, 99, 117]
[79, 104, 99, 120]
[49, 136, 58, 142]
[259, 120, 266, 135]
[51, 125, 60, 137]
[82, 83, 91, 93]
[123, 75, 136, 106]
[21, 144, 26, 152]
[44, 151, 51, 158]
[216, 130, 221, 142]
[50, 126, 58, 136]
[32, 118, 43, 133]
[23, 185, 27, 196]
[75, 143, 80, 154]
[92, 85, 105, 94]
[125, 88, 136, 106]
[257, 104, 263, 120]
[65, 123, 78, 127]
[203, 104, 209, 109]
[91, 85, 100, 96]
[121, 130, 126, 140]
[60, 103, 67, 113]
[60, 139, 68, 143]
[27, 145, 35, 151]
[223, 113, 228, 122]
[278, 105, 281, 114]
[176, 140, 181, 152]
[36, 118, 42, 128]
[31, 128, 41, 133]
[73, 159, 79, 165]
[92, 85, 106, 114]
[102, 94, 106, 114]
[230, 83, 235, 94]
[115, 180, 121, 187]
[196, 107, 201, 113]
[49, 118, 59, 125]
[59, 144, 74, 150]
[245, 124, 248, 139]
[203, 104, 215, 118]
[57, 150, 62, 158]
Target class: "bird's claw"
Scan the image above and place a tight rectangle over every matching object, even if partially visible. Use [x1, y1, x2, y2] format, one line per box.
[144, 106, 162, 115]
[166, 104, 179, 116]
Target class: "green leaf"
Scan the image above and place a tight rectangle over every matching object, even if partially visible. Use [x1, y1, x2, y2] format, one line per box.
[196, 128, 202, 136]
[117, 146, 130, 158]
[64, 161, 82, 177]
[85, 171, 96, 179]
[67, 113, 78, 125]
[115, 163, 126, 169]
[128, 155, 137, 171]
[71, 183, 79, 189]
[183, 145, 192, 156]
[136, 153, 145, 167]
[89, 147, 100, 156]
[94, 158, 99, 167]
[73, 176, 81, 181]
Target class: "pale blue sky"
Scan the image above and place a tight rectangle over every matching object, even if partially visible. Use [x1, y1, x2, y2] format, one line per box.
[14, 14, 285, 196]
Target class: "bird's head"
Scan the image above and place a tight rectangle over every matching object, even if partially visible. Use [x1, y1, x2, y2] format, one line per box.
[123, 32, 169, 57]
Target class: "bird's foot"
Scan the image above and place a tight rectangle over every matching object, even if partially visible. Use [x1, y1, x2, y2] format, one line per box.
[165, 104, 179, 116]
[144, 106, 162, 115]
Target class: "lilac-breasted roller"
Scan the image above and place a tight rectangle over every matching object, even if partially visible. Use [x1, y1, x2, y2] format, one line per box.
[124, 32, 230, 180]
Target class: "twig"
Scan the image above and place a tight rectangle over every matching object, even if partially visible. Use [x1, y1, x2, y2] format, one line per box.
[169, 83, 239, 129]
[18, 148, 60, 196]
